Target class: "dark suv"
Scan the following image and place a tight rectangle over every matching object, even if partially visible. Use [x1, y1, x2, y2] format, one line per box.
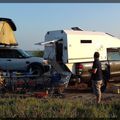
[0, 47, 50, 76]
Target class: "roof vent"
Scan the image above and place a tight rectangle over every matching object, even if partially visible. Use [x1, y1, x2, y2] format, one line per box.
[71, 27, 83, 31]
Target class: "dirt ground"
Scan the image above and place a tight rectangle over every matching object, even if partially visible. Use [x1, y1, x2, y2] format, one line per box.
[1, 72, 120, 104]
[62, 82, 120, 103]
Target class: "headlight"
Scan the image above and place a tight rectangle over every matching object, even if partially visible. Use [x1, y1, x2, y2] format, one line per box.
[43, 60, 49, 65]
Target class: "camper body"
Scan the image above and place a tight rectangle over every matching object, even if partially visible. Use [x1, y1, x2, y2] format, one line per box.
[44, 30, 108, 63]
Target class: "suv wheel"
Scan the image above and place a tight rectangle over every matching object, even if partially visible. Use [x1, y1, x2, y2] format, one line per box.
[28, 64, 43, 77]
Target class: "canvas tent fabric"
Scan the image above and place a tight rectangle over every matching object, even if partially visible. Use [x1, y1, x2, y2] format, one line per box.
[0, 18, 17, 31]
[0, 21, 18, 46]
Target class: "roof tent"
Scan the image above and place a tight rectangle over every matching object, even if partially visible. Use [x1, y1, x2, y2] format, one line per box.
[0, 18, 18, 46]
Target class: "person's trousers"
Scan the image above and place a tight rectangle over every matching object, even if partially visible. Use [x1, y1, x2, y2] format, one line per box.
[92, 80, 103, 102]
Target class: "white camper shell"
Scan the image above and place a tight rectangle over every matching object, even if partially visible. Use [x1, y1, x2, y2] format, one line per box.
[38, 29, 120, 74]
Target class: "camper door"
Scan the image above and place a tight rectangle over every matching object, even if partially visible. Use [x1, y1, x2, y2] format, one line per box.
[43, 39, 63, 62]
[44, 43, 56, 60]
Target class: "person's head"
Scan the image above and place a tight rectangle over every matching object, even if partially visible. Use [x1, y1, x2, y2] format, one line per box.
[94, 52, 100, 59]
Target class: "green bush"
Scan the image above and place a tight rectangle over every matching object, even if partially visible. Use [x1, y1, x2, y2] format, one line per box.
[26, 51, 44, 57]
[32, 51, 44, 57]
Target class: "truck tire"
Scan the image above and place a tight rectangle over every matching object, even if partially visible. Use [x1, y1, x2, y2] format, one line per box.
[28, 64, 44, 77]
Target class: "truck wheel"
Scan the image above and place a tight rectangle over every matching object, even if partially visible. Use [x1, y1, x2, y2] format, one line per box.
[28, 64, 43, 77]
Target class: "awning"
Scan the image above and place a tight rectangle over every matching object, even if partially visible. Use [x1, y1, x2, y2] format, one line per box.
[35, 39, 62, 45]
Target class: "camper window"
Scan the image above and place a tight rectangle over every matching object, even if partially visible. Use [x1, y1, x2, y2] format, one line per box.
[80, 40, 92, 43]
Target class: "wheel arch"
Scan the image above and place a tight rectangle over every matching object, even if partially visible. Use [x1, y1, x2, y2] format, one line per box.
[27, 62, 44, 72]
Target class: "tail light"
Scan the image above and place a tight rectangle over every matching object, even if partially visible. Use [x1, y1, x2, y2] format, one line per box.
[76, 63, 83, 75]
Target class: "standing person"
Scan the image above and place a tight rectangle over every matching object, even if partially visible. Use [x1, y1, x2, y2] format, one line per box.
[91, 52, 103, 104]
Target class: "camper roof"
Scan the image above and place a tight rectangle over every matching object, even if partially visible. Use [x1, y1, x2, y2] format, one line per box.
[46, 29, 116, 38]
[64, 30, 111, 36]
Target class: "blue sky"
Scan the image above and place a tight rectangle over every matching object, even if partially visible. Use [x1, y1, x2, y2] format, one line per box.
[0, 3, 120, 50]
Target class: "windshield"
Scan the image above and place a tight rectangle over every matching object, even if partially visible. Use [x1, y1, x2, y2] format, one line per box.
[18, 49, 31, 58]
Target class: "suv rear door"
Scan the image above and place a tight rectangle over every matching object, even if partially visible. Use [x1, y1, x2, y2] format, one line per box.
[0, 49, 8, 70]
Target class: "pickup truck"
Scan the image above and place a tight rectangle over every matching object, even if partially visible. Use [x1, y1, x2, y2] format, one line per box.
[74, 48, 120, 92]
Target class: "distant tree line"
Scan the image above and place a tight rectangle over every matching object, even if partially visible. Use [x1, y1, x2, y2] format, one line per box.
[32, 51, 44, 57]
[26, 50, 44, 57]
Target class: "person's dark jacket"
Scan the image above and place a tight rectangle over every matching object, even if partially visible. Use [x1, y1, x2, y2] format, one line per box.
[92, 58, 103, 81]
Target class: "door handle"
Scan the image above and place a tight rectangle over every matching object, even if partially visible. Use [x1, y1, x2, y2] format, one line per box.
[26, 61, 30, 64]
[7, 59, 11, 61]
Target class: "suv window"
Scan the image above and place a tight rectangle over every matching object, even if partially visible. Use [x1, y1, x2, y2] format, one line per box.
[18, 49, 30, 58]
[0, 49, 23, 58]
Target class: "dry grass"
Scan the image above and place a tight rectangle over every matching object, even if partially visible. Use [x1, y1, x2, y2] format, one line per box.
[0, 97, 119, 118]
